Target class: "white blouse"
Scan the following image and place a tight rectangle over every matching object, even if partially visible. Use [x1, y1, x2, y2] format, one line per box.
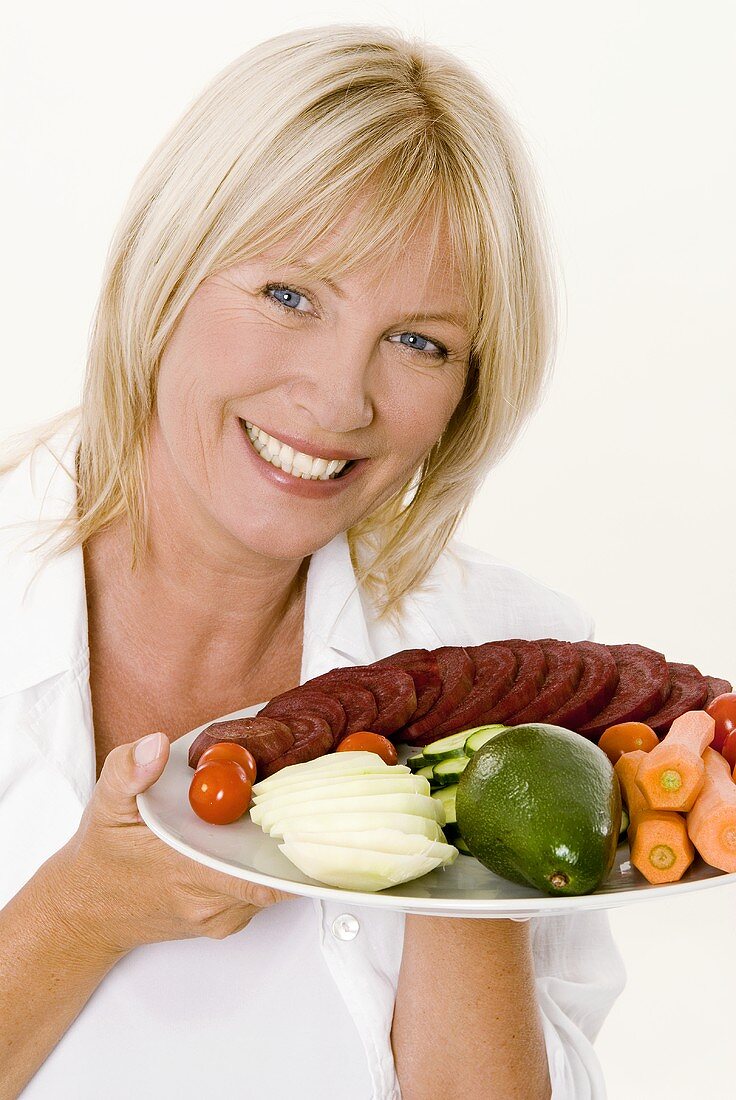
[0, 425, 626, 1099]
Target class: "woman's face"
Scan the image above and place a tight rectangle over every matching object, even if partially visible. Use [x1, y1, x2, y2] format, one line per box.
[154, 207, 471, 561]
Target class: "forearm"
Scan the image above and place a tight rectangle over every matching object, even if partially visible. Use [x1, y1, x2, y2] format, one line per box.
[392, 916, 551, 1100]
[0, 846, 126, 1100]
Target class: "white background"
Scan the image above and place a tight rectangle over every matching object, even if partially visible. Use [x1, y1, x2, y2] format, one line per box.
[1, 2, 734, 1097]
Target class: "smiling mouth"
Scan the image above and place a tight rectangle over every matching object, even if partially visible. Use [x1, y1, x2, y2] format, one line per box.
[239, 415, 356, 477]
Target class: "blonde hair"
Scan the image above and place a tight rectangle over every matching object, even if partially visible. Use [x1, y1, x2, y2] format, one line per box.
[3, 23, 560, 626]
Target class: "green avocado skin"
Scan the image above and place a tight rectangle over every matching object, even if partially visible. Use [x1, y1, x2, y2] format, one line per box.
[455, 723, 622, 897]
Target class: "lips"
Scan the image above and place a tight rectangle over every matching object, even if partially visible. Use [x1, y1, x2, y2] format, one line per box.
[238, 418, 361, 484]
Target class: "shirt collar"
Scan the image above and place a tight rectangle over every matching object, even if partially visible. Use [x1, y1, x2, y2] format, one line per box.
[0, 421, 88, 699]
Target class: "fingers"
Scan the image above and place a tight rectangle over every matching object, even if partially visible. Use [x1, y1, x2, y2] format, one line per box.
[197, 864, 294, 909]
[94, 733, 171, 828]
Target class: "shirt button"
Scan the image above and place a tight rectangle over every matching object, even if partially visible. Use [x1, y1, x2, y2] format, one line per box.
[331, 913, 360, 940]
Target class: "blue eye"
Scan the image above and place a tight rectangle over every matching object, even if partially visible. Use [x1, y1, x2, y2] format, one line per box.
[265, 284, 312, 313]
[388, 332, 447, 360]
[263, 283, 449, 362]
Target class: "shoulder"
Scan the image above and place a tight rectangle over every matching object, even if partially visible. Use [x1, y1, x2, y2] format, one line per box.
[404, 537, 595, 646]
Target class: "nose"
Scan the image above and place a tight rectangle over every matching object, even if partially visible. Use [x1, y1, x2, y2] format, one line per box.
[289, 347, 375, 435]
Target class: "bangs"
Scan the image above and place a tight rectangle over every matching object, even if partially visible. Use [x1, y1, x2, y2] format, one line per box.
[223, 136, 481, 349]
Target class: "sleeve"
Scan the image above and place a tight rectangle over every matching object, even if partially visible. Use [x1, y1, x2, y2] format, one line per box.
[530, 910, 626, 1100]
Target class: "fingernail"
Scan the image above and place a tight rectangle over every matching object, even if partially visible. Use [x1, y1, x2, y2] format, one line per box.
[135, 732, 166, 765]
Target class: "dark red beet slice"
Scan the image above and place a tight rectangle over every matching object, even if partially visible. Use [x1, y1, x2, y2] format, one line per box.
[480, 639, 547, 723]
[577, 643, 670, 739]
[307, 666, 417, 738]
[259, 717, 334, 777]
[545, 641, 619, 729]
[400, 646, 476, 746]
[265, 681, 378, 737]
[704, 676, 733, 705]
[278, 714, 335, 746]
[257, 689, 347, 745]
[372, 648, 442, 723]
[507, 639, 584, 725]
[423, 642, 517, 739]
[317, 682, 378, 736]
[188, 717, 294, 770]
[643, 663, 709, 734]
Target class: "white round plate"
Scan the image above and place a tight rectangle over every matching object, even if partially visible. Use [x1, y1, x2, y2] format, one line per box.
[137, 716, 736, 918]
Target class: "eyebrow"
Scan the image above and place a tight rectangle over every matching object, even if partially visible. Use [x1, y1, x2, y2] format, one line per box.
[282, 262, 469, 332]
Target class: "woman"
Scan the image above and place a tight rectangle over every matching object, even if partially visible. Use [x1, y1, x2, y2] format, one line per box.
[0, 23, 625, 1100]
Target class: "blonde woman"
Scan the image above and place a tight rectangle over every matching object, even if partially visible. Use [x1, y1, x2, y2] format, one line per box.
[0, 24, 625, 1100]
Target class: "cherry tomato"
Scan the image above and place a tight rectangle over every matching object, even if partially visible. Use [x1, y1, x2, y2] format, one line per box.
[721, 728, 736, 771]
[597, 722, 659, 765]
[706, 693, 736, 753]
[336, 731, 398, 765]
[188, 761, 253, 825]
[196, 742, 257, 784]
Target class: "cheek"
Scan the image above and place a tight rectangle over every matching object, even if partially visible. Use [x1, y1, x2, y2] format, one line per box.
[382, 367, 465, 459]
[156, 299, 259, 452]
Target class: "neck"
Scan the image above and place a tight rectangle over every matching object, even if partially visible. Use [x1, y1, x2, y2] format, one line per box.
[83, 440, 310, 741]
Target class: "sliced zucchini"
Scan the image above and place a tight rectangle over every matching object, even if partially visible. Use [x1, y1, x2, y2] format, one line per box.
[433, 783, 457, 825]
[407, 753, 428, 772]
[464, 725, 506, 756]
[433, 756, 469, 785]
[421, 731, 470, 762]
[455, 836, 473, 855]
[416, 764, 435, 782]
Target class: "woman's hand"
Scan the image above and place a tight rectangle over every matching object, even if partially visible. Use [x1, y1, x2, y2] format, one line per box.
[52, 732, 292, 960]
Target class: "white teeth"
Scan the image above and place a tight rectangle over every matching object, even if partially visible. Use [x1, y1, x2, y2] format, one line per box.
[243, 421, 351, 481]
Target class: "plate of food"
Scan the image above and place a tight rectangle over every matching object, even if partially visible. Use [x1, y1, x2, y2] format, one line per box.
[137, 638, 736, 918]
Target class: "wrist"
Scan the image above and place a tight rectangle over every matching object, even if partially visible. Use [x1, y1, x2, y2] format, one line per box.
[38, 842, 131, 969]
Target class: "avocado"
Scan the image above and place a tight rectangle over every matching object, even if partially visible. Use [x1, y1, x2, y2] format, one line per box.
[455, 723, 622, 896]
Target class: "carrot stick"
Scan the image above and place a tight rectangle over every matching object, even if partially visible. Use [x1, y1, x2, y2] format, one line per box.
[635, 710, 714, 811]
[614, 751, 694, 884]
[687, 747, 736, 872]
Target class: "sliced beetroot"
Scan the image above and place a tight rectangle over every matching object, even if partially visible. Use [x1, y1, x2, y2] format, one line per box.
[577, 643, 670, 739]
[257, 689, 347, 746]
[704, 676, 733, 706]
[278, 714, 335, 746]
[268, 681, 378, 737]
[372, 648, 442, 723]
[325, 683, 378, 735]
[545, 641, 619, 729]
[423, 642, 517, 739]
[188, 716, 294, 770]
[400, 646, 476, 746]
[259, 717, 334, 777]
[507, 639, 584, 725]
[480, 639, 547, 723]
[643, 663, 709, 734]
[307, 666, 417, 738]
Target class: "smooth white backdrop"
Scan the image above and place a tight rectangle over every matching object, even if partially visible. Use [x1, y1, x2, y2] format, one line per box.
[2, 3, 734, 1097]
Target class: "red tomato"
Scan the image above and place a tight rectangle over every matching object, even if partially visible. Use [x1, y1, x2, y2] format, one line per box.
[197, 742, 257, 783]
[336, 731, 398, 765]
[721, 729, 736, 771]
[706, 693, 736, 753]
[188, 761, 253, 825]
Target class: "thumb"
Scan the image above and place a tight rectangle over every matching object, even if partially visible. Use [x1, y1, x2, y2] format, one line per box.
[95, 732, 170, 827]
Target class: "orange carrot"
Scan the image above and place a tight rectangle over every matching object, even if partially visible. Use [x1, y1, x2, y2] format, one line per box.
[635, 710, 714, 811]
[614, 751, 694, 884]
[687, 747, 736, 872]
[598, 721, 659, 765]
